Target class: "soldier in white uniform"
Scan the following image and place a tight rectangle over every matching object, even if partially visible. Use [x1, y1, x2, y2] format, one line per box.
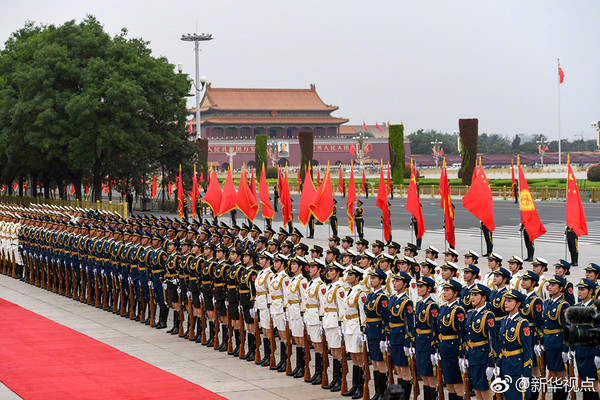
[255, 251, 274, 367]
[321, 261, 346, 392]
[531, 257, 550, 301]
[395, 256, 419, 304]
[358, 251, 376, 292]
[269, 254, 291, 372]
[339, 249, 358, 291]
[482, 252, 503, 289]
[303, 258, 326, 385]
[437, 261, 460, 306]
[285, 256, 309, 378]
[419, 259, 442, 304]
[377, 253, 395, 296]
[507, 255, 526, 294]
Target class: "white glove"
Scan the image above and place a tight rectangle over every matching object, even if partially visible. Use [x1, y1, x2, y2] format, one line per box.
[249, 309, 256, 318]
[404, 346, 410, 357]
[594, 356, 600, 369]
[409, 346, 416, 357]
[177, 288, 181, 295]
[534, 345, 542, 358]
[379, 341, 387, 353]
[562, 352, 568, 363]
[128, 277, 133, 285]
[493, 366, 500, 377]
[430, 354, 437, 366]
[162, 283, 167, 290]
[486, 367, 494, 380]
[187, 291, 192, 299]
[118, 274, 123, 280]
[459, 358, 467, 373]
[361, 333, 368, 344]
[463, 358, 469, 370]
[148, 281, 153, 288]
[568, 350, 575, 363]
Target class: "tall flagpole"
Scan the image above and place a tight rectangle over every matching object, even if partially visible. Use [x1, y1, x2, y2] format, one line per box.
[557, 58, 562, 166]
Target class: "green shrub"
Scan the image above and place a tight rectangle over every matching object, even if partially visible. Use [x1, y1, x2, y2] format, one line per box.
[459, 118, 478, 185]
[404, 163, 411, 179]
[266, 166, 279, 179]
[255, 134, 267, 176]
[389, 124, 405, 185]
[588, 164, 600, 181]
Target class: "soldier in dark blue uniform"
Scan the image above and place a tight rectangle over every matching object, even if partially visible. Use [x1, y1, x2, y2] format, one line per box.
[489, 267, 511, 341]
[553, 259, 575, 306]
[363, 268, 389, 400]
[499, 289, 534, 400]
[414, 276, 439, 400]
[460, 264, 479, 312]
[520, 270, 544, 397]
[584, 263, 600, 300]
[464, 283, 498, 400]
[573, 278, 600, 400]
[437, 279, 467, 400]
[543, 274, 570, 399]
[151, 234, 169, 329]
[388, 270, 416, 395]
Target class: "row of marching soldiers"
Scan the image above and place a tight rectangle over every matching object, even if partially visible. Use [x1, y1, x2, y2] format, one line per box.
[2, 203, 600, 400]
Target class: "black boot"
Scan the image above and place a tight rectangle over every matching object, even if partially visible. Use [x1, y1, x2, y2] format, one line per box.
[218, 325, 228, 351]
[329, 359, 343, 392]
[370, 371, 382, 400]
[232, 330, 241, 357]
[167, 311, 179, 334]
[192, 318, 202, 342]
[155, 306, 168, 329]
[275, 341, 287, 372]
[183, 317, 190, 339]
[244, 334, 255, 361]
[324, 359, 339, 389]
[289, 346, 302, 376]
[260, 338, 271, 366]
[293, 347, 305, 378]
[310, 353, 323, 385]
[402, 379, 412, 400]
[204, 322, 215, 347]
[352, 368, 364, 399]
[343, 365, 360, 397]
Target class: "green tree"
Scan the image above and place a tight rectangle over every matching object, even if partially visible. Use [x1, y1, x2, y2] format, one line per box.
[407, 129, 459, 155]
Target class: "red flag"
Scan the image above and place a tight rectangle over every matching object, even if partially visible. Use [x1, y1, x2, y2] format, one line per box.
[259, 164, 275, 219]
[386, 164, 391, 196]
[188, 122, 193, 134]
[463, 161, 495, 231]
[361, 169, 366, 195]
[347, 162, 356, 233]
[279, 166, 293, 226]
[151, 173, 157, 199]
[375, 163, 391, 242]
[199, 172, 204, 182]
[316, 169, 321, 186]
[518, 158, 546, 240]
[559, 63, 565, 84]
[566, 156, 587, 236]
[298, 169, 316, 226]
[219, 167, 237, 216]
[406, 162, 425, 239]
[376, 122, 383, 132]
[104, 184, 110, 195]
[349, 145, 356, 156]
[85, 186, 90, 196]
[236, 166, 259, 221]
[191, 165, 199, 216]
[168, 181, 172, 199]
[250, 166, 257, 196]
[440, 148, 444, 156]
[297, 168, 302, 185]
[70, 185, 75, 195]
[439, 159, 455, 247]
[511, 159, 516, 200]
[309, 163, 334, 223]
[12, 182, 17, 191]
[202, 168, 222, 215]
[363, 121, 368, 131]
[365, 144, 371, 155]
[338, 165, 344, 194]
[177, 165, 184, 219]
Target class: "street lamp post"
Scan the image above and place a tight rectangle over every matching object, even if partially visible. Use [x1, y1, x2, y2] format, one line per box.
[181, 33, 213, 140]
[593, 122, 600, 149]
[536, 138, 548, 166]
[431, 139, 442, 168]
[353, 131, 369, 167]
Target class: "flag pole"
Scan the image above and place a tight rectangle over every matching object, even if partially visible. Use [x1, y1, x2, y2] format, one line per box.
[558, 58, 562, 166]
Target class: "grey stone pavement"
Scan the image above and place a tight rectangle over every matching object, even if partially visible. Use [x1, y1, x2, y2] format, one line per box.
[1, 206, 596, 399]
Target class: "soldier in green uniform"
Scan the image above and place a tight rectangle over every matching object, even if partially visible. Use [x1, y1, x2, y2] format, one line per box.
[330, 199, 338, 237]
[354, 200, 364, 239]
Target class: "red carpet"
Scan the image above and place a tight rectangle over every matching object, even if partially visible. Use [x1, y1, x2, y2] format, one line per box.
[0, 298, 225, 400]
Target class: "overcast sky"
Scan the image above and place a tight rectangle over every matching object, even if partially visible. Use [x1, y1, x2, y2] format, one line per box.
[2, 1, 598, 141]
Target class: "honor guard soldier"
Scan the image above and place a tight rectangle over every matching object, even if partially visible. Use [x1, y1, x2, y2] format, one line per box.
[443, 248, 459, 281]
[309, 245, 323, 261]
[464, 284, 498, 400]
[285, 256, 309, 378]
[386, 241, 401, 261]
[363, 268, 390, 400]
[483, 252, 502, 289]
[410, 217, 422, 250]
[277, 228, 289, 244]
[341, 235, 354, 252]
[507, 255, 525, 294]
[303, 258, 327, 385]
[328, 235, 340, 251]
[489, 267, 511, 338]
[213, 245, 230, 350]
[565, 226, 578, 266]
[358, 251, 375, 293]
[330, 199, 338, 237]
[322, 261, 346, 392]
[354, 200, 364, 239]
[355, 238, 369, 256]
[481, 222, 493, 257]
[371, 240, 384, 261]
[395, 256, 419, 303]
[463, 249, 479, 269]
[294, 243, 309, 259]
[255, 252, 274, 366]
[165, 239, 182, 334]
[377, 253, 395, 296]
[239, 250, 259, 361]
[269, 254, 291, 372]
[341, 265, 368, 399]
[200, 243, 216, 346]
[226, 247, 245, 356]
[388, 271, 416, 396]
[498, 289, 534, 400]
[178, 239, 193, 337]
[436, 279, 467, 400]
[573, 279, 600, 400]
[290, 228, 303, 247]
[532, 257, 550, 301]
[520, 224, 535, 261]
[280, 240, 294, 257]
[420, 259, 442, 304]
[404, 243, 418, 259]
[584, 263, 600, 300]
[263, 226, 276, 241]
[150, 234, 169, 329]
[521, 271, 544, 396]
[554, 259, 575, 306]
[414, 276, 440, 400]
[543, 274, 570, 399]
[438, 262, 459, 305]
[460, 264, 479, 312]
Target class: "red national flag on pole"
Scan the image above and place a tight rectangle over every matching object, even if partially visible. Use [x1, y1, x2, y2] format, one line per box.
[298, 169, 316, 226]
[168, 181, 172, 199]
[439, 159, 455, 247]
[250, 166, 257, 196]
[365, 144, 371, 155]
[85, 185, 90, 196]
[70, 185, 75, 195]
[559, 63, 565, 84]
[199, 172, 204, 182]
[259, 164, 275, 219]
[191, 165, 199, 216]
[511, 159, 516, 200]
[376, 162, 391, 242]
[177, 165, 184, 219]
[349, 145, 356, 156]
[386, 164, 391, 195]
[202, 168, 222, 215]
[219, 167, 237, 216]
[363, 121, 368, 131]
[376, 122, 383, 132]
[104, 184, 110, 195]
[236, 166, 259, 221]
[566, 156, 588, 236]
[338, 166, 344, 194]
[406, 161, 425, 239]
[280, 166, 293, 226]
[309, 163, 334, 223]
[188, 122, 193, 134]
[151, 172, 157, 199]
[518, 158, 546, 240]
[440, 148, 444, 156]
[347, 161, 356, 233]
[361, 169, 366, 195]
[463, 161, 495, 231]
[316, 169, 321, 186]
